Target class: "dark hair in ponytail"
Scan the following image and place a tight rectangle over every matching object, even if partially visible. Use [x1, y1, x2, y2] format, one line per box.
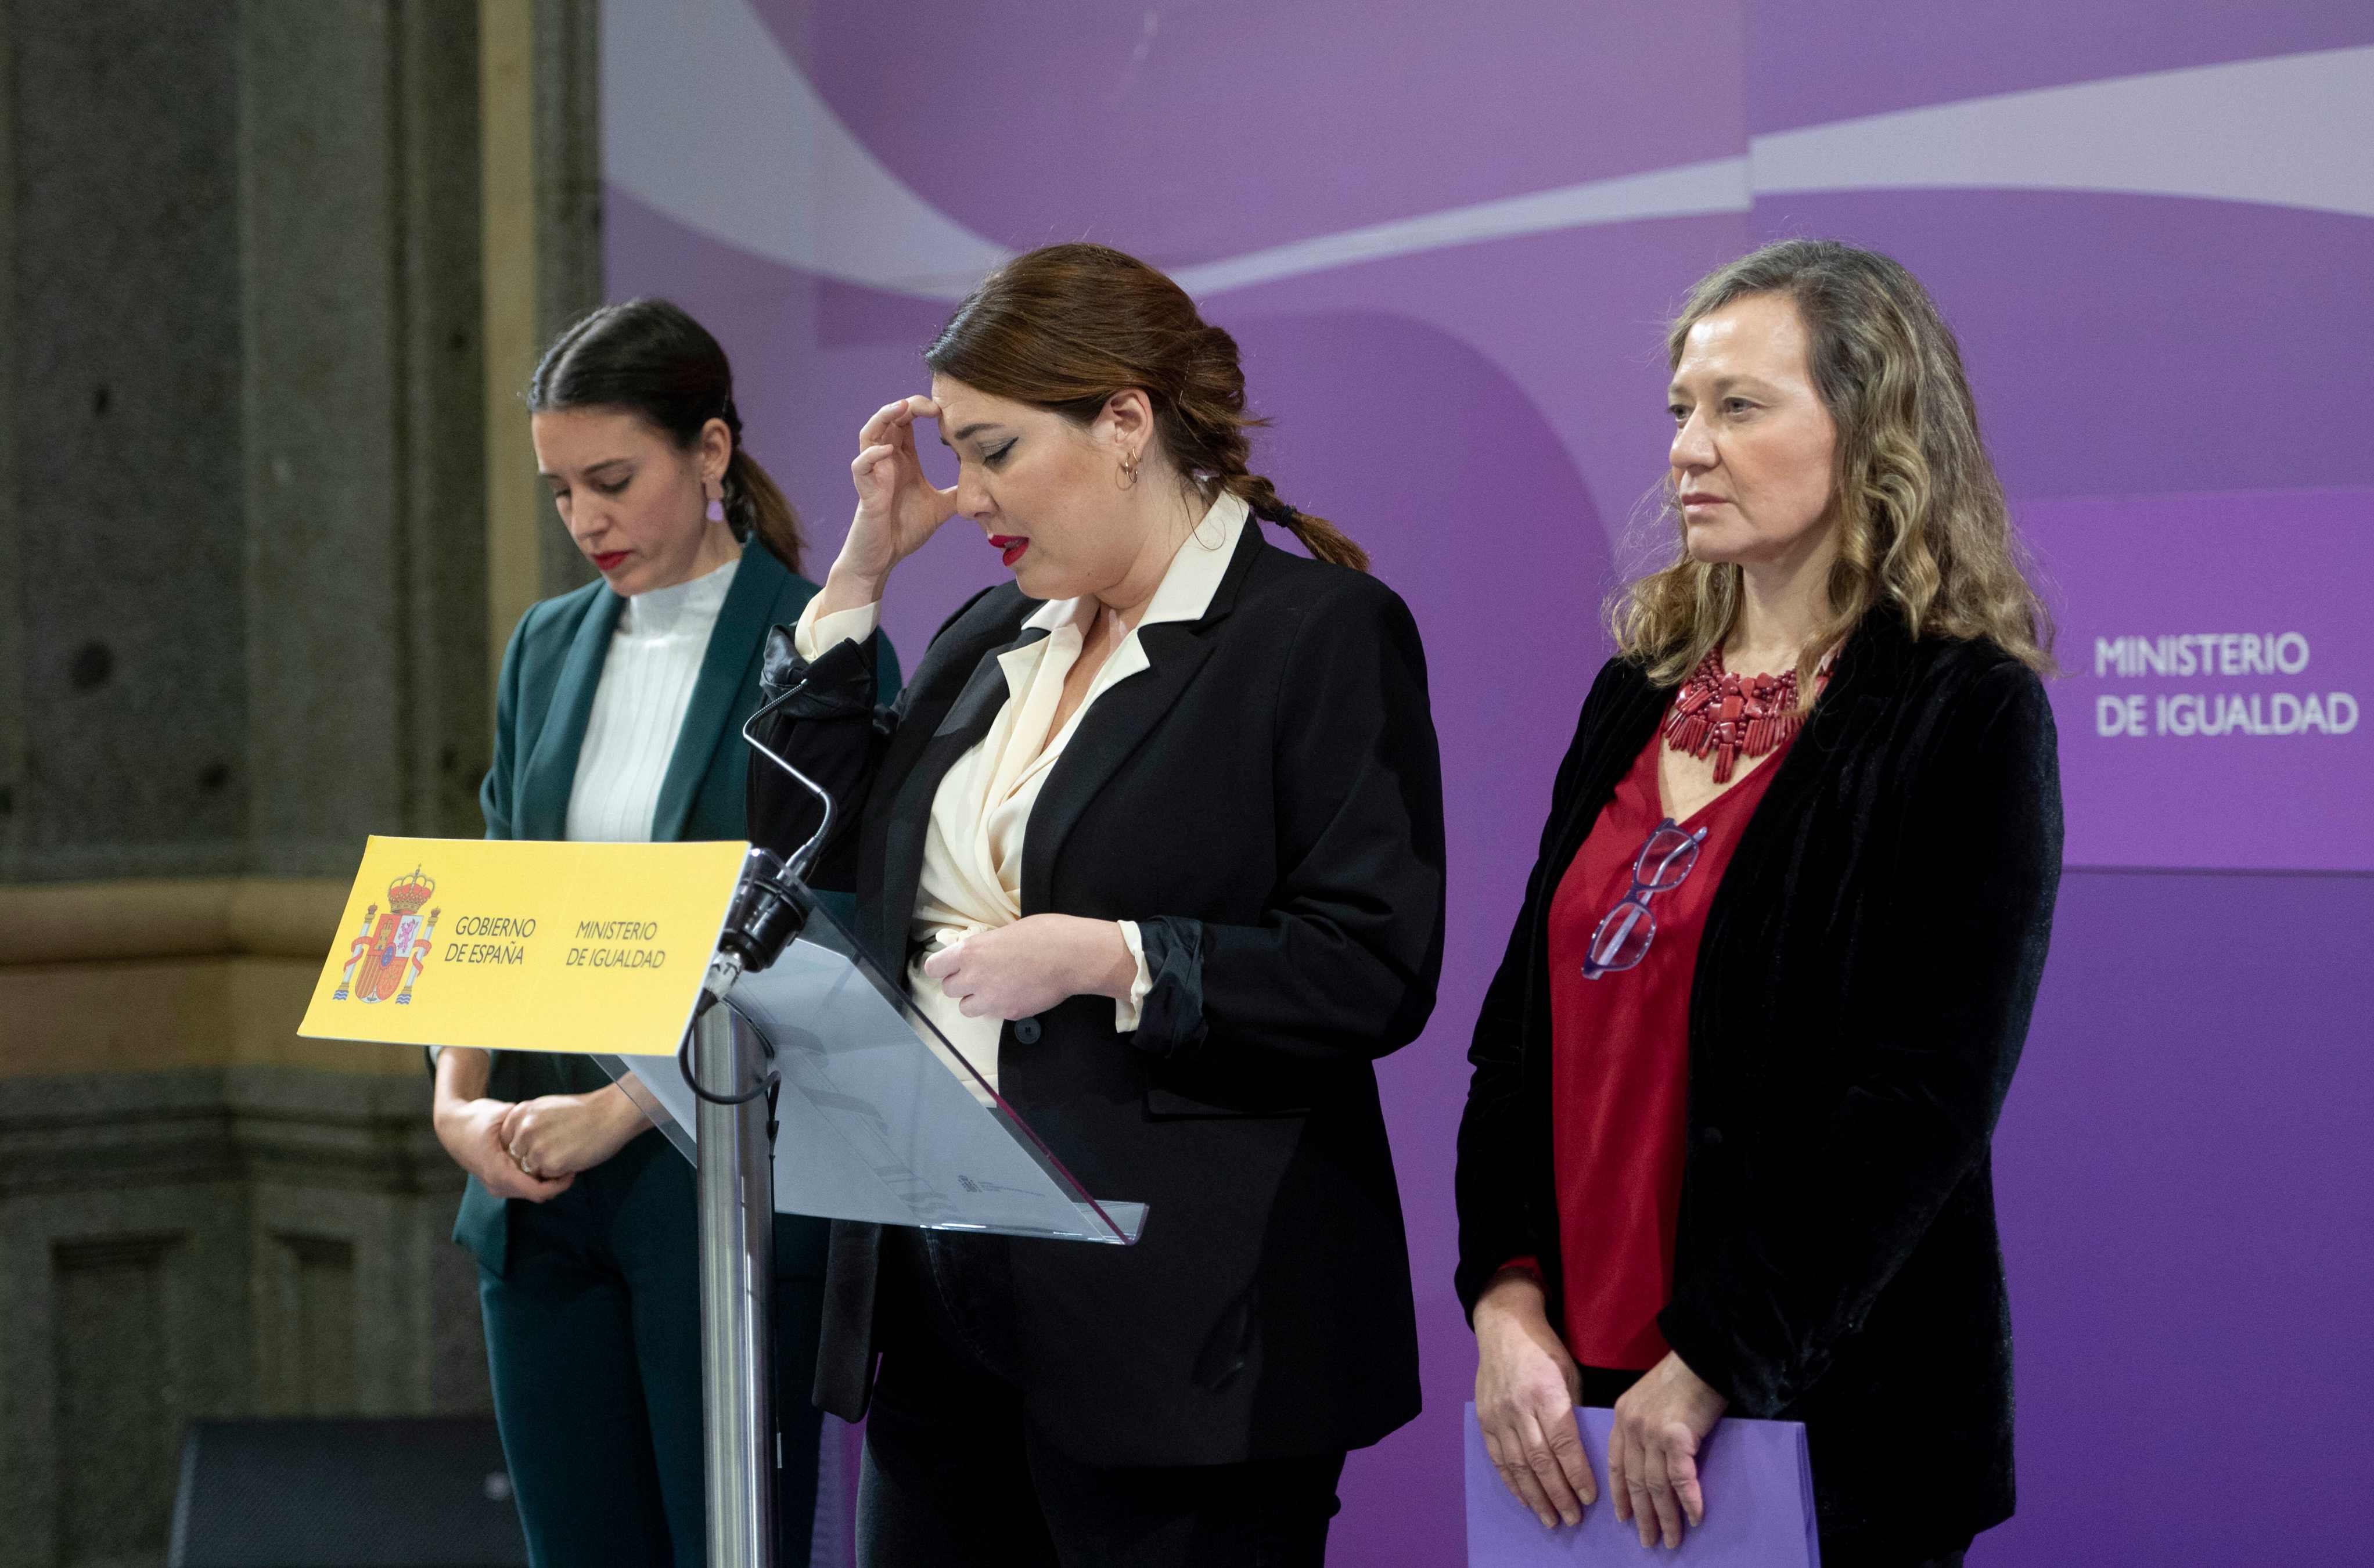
[528, 298, 805, 575]
[922, 243, 1368, 572]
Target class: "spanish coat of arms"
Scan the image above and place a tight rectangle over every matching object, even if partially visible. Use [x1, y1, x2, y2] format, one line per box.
[332, 868, 442, 1005]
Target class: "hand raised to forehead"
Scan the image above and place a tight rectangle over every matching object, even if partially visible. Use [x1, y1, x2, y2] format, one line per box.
[842, 395, 958, 587]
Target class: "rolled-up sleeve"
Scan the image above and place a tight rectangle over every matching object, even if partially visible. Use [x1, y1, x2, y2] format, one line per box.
[1112, 919, 1156, 1034]
[794, 597, 881, 662]
[1124, 581, 1446, 1070]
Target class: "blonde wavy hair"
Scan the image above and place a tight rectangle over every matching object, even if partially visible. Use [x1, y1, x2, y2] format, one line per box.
[1611, 239, 2053, 690]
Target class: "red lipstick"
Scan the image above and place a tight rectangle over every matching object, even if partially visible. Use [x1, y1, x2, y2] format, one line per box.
[988, 534, 1028, 569]
[592, 550, 631, 571]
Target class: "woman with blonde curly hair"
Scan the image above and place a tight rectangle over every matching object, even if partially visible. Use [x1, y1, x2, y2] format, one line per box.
[1457, 239, 2063, 1567]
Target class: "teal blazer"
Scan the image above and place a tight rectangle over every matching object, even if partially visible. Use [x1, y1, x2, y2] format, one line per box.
[455, 537, 899, 1275]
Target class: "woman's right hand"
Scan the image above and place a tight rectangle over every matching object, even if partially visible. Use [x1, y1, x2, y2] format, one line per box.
[829, 395, 958, 604]
[1474, 1270, 1596, 1529]
[433, 1094, 575, 1203]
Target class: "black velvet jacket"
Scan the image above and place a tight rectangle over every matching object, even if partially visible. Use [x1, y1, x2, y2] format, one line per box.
[1454, 607, 2062, 1558]
[749, 522, 1447, 1466]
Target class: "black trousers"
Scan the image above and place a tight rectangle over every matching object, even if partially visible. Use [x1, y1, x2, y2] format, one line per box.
[1578, 1366, 1967, 1568]
[855, 1229, 1346, 1568]
[479, 1132, 823, 1567]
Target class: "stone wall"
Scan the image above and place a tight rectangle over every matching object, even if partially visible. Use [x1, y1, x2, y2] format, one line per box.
[0, 3, 603, 1563]
[5, 0, 249, 880]
[0, 1066, 480, 1568]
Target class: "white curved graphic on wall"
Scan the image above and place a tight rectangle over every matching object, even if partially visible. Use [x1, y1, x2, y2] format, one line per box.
[600, 0, 1010, 298]
[604, 6, 2371, 301]
[1167, 157, 1751, 297]
[1753, 44, 2374, 218]
[1180, 45, 2374, 297]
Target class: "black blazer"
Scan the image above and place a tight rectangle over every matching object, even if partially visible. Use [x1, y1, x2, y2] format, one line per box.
[1454, 607, 2062, 1559]
[749, 521, 1447, 1466]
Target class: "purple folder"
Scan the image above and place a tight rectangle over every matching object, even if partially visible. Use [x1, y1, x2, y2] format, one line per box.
[1465, 1403, 1821, 1566]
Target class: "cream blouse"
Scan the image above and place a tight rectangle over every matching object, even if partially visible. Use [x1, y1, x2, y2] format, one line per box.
[792, 492, 1250, 1093]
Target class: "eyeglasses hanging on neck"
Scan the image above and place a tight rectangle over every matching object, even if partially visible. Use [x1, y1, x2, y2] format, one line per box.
[1580, 818, 1707, 979]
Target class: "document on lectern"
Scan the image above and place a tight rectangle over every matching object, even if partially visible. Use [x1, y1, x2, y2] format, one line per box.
[597, 897, 1146, 1247]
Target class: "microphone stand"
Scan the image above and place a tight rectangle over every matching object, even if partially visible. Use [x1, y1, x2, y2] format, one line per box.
[689, 676, 839, 1568]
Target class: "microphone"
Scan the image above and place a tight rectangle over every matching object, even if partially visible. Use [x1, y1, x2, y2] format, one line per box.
[740, 672, 837, 885]
[703, 672, 835, 998]
[680, 847, 805, 1107]
[678, 672, 840, 1107]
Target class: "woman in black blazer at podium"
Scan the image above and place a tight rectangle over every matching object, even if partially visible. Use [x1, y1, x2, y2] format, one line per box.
[429, 300, 896, 1567]
[747, 242, 1447, 1567]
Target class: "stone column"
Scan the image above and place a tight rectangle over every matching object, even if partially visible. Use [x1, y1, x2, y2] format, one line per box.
[240, 0, 490, 876]
[0, 2, 606, 1562]
[4, 0, 247, 884]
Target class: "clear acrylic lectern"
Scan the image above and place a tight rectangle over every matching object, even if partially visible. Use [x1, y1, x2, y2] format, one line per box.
[591, 883, 1145, 1568]
[594, 891, 1146, 1245]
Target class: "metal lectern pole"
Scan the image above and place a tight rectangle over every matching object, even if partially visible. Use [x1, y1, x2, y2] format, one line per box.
[695, 1001, 777, 1567]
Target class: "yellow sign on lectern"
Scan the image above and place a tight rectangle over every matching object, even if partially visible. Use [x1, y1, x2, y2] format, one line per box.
[298, 835, 750, 1056]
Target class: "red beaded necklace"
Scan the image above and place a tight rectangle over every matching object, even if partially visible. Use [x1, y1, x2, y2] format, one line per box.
[1663, 645, 1832, 783]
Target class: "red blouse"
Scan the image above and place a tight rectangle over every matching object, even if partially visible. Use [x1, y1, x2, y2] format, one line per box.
[1520, 725, 1792, 1370]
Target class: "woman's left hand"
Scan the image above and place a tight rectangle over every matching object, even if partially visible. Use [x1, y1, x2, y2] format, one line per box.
[1608, 1350, 1729, 1549]
[922, 915, 1137, 1022]
[498, 1088, 650, 1181]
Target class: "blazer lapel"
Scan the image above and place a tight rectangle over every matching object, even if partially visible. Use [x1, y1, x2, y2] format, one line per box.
[868, 623, 1049, 963]
[1542, 670, 1666, 899]
[650, 546, 782, 843]
[1016, 524, 1260, 914]
[1735, 604, 1912, 837]
[1019, 623, 1219, 914]
[517, 589, 625, 840]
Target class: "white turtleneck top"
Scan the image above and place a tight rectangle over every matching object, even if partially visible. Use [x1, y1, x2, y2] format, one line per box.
[566, 558, 740, 843]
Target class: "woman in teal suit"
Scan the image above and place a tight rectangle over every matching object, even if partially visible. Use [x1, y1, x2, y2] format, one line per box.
[429, 299, 898, 1566]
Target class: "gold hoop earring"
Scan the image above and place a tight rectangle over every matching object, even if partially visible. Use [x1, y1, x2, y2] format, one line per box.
[1117, 453, 1141, 491]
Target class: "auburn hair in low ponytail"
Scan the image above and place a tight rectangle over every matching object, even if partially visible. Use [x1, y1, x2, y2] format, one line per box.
[529, 298, 807, 575]
[923, 243, 1368, 573]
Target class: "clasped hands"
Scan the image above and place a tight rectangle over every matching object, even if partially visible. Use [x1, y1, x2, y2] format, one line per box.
[1473, 1272, 1728, 1550]
[437, 1087, 649, 1203]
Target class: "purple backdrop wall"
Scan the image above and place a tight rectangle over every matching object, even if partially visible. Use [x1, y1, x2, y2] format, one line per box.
[599, 4, 2374, 1560]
